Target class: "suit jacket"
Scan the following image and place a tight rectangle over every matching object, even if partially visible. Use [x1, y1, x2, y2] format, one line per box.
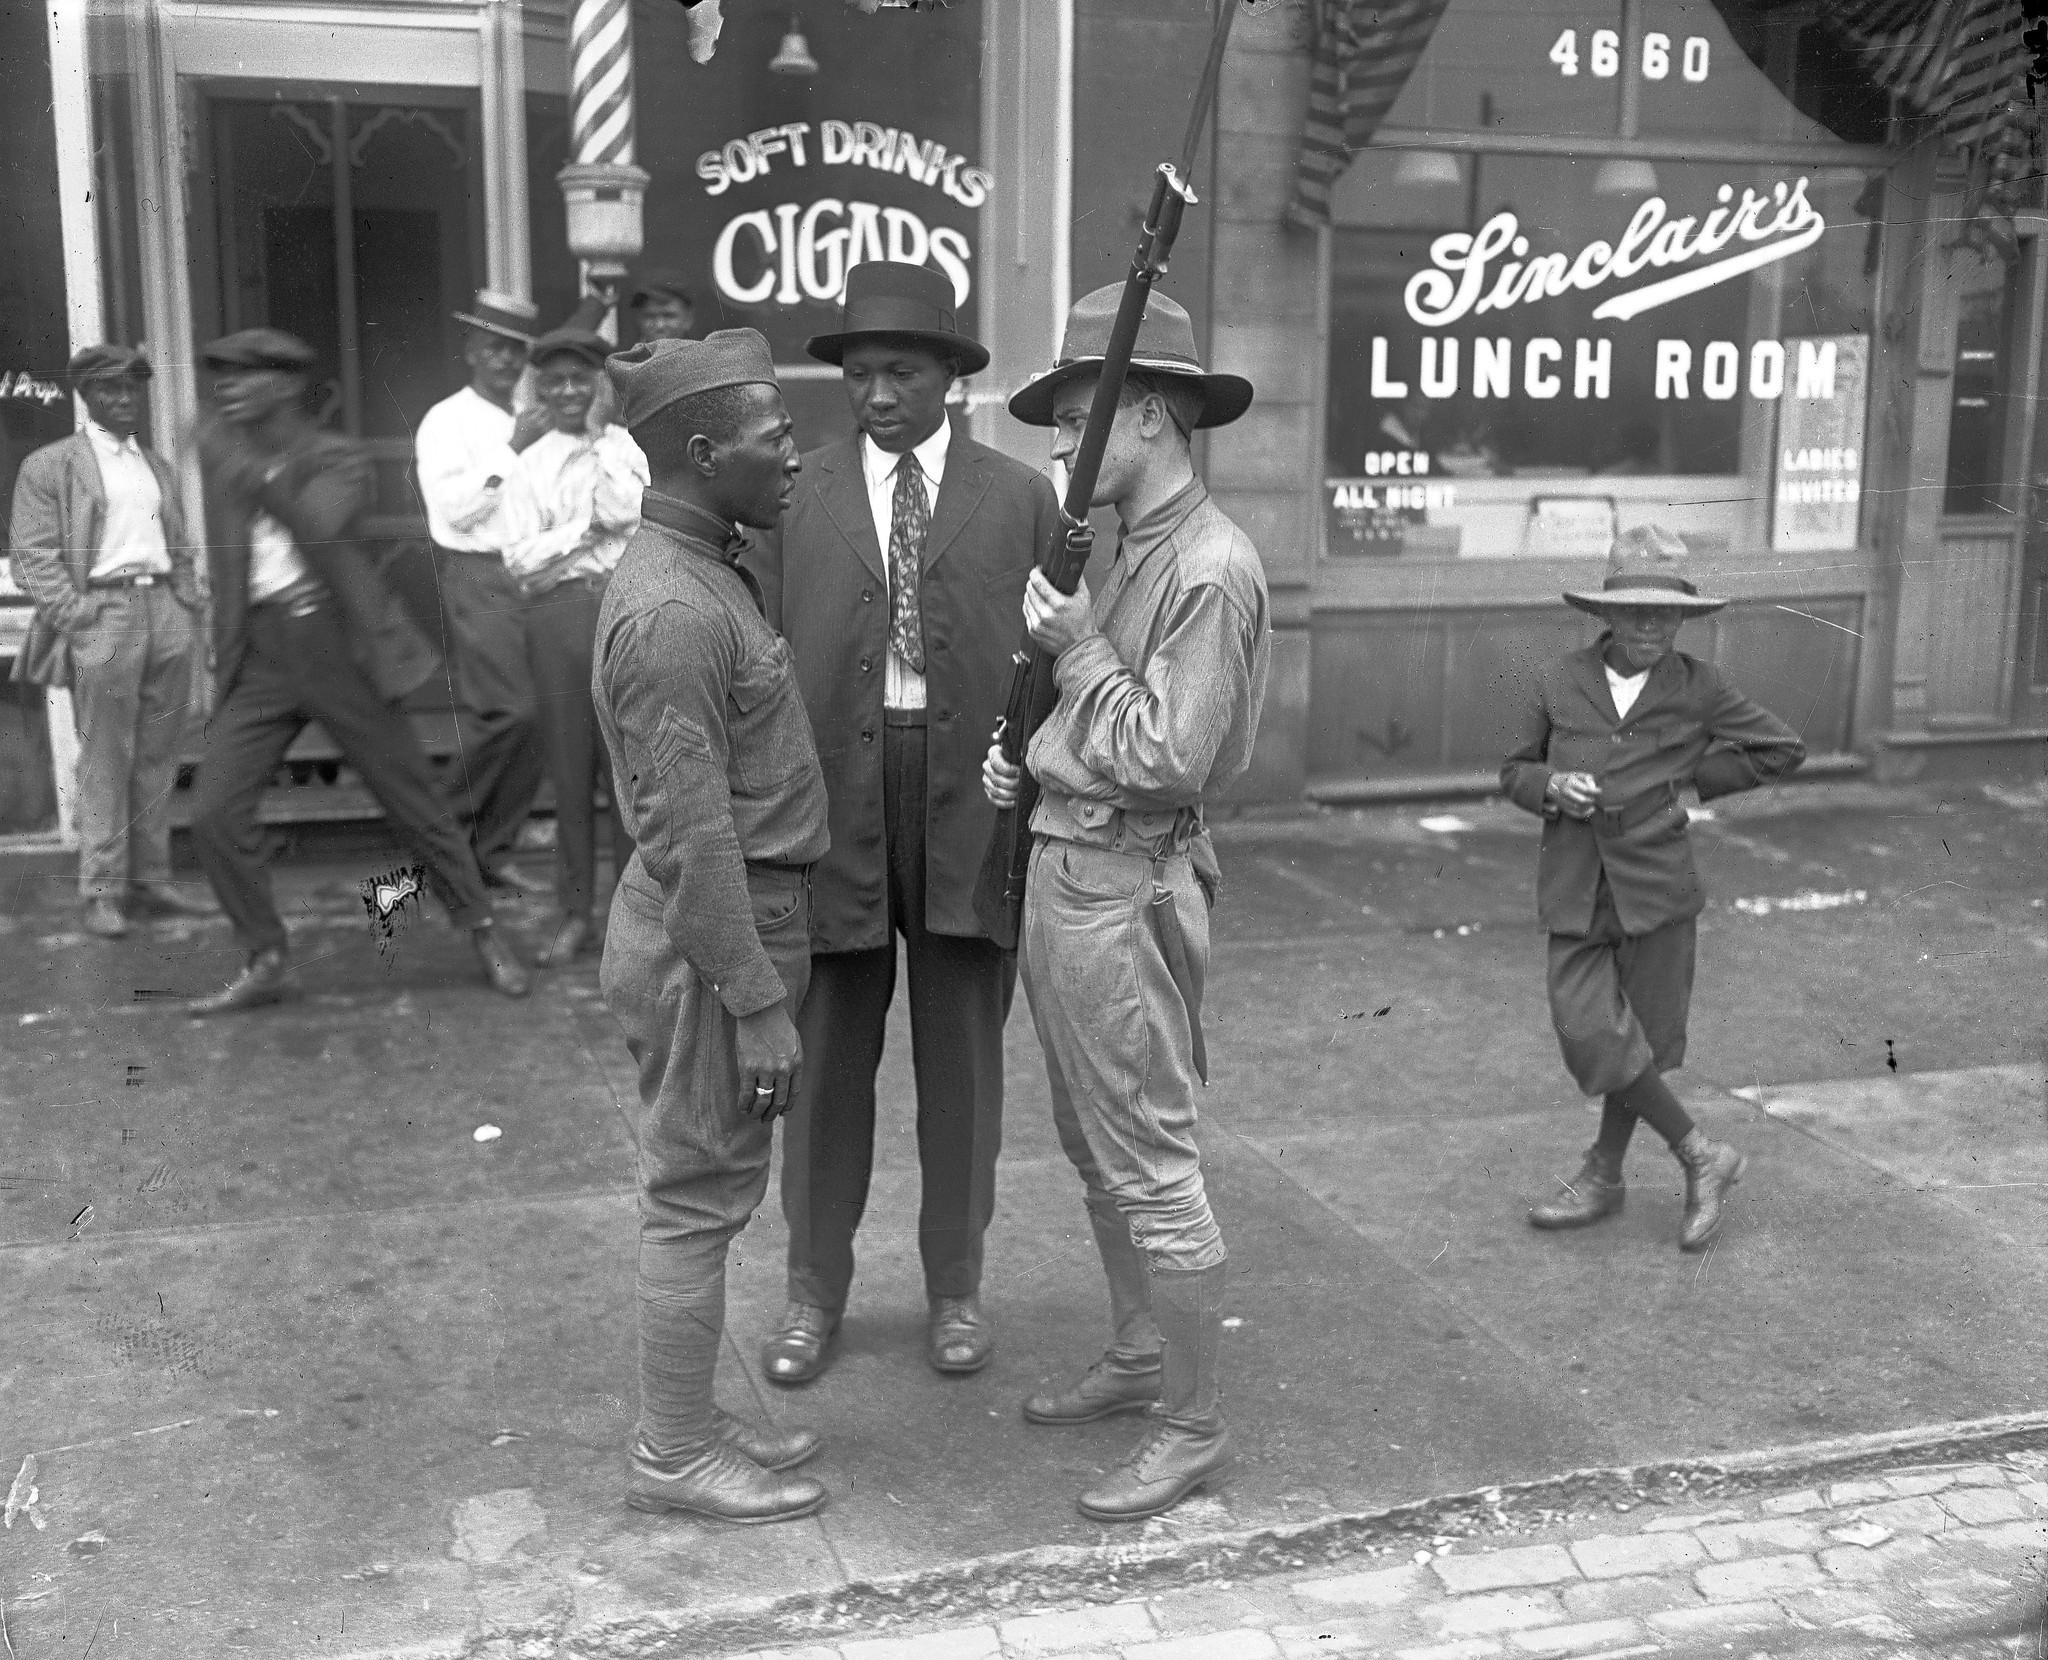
[8, 431, 198, 687]
[1499, 640, 1807, 937]
[197, 416, 439, 706]
[745, 423, 1061, 952]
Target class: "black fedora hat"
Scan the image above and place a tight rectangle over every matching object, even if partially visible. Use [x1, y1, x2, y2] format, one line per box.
[1008, 284, 1253, 430]
[452, 289, 539, 343]
[806, 261, 989, 377]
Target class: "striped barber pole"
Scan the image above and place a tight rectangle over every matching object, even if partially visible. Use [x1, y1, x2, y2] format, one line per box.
[570, 0, 635, 167]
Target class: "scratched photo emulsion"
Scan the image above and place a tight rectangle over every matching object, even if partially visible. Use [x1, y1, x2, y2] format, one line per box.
[3, 1, 2046, 1657]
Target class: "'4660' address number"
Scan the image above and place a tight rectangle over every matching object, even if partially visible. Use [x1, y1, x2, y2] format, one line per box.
[1550, 29, 1709, 81]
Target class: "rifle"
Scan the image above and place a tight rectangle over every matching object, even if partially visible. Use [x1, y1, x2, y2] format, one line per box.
[971, 0, 1244, 952]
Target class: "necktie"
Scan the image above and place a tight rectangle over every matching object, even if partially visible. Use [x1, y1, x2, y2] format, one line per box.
[888, 450, 928, 675]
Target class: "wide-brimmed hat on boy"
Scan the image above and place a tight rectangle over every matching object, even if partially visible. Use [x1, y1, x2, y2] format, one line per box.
[805, 261, 989, 377]
[1564, 524, 1726, 617]
[1007, 284, 1254, 431]
[452, 290, 539, 344]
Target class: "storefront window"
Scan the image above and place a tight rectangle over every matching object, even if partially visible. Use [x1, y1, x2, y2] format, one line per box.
[1325, 156, 1881, 558]
[1944, 246, 2024, 516]
[1378, 0, 1625, 139]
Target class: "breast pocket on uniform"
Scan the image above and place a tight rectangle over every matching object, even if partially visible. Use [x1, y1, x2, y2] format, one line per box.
[727, 635, 808, 794]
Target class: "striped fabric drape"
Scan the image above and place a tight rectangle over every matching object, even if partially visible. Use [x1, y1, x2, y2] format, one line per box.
[1287, 0, 1453, 230]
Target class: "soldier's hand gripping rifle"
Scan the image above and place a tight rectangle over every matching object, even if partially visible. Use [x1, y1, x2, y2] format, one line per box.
[970, 0, 1245, 952]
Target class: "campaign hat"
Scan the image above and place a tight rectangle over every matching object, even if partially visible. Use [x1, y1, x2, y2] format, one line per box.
[629, 268, 696, 309]
[452, 289, 539, 343]
[67, 344, 152, 387]
[527, 327, 612, 369]
[805, 260, 990, 376]
[605, 330, 780, 431]
[1563, 524, 1727, 616]
[1007, 284, 1253, 430]
[200, 329, 317, 373]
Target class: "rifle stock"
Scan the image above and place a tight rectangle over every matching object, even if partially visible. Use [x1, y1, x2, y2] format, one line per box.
[968, 0, 1243, 954]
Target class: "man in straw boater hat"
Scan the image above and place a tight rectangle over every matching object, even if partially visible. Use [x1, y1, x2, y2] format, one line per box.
[1502, 524, 1805, 1250]
[414, 290, 550, 896]
[982, 285, 1269, 1523]
[747, 260, 1061, 1388]
[592, 331, 832, 1524]
[8, 344, 215, 937]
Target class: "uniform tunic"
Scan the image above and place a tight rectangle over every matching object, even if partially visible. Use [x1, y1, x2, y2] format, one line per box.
[1021, 478, 1270, 1274]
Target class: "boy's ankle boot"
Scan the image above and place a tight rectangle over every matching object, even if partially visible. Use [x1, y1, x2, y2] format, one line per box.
[1529, 1145, 1626, 1230]
[1674, 1128, 1746, 1252]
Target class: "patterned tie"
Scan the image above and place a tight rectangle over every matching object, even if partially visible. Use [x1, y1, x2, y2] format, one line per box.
[888, 450, 929, 675]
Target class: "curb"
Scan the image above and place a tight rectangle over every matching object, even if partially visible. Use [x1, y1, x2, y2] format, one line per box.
[399, 1408, 2048, 1658]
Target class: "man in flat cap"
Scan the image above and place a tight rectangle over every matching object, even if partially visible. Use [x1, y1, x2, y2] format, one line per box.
[629, 271, 696, 344]
[183, 328, 529, 1013]
[497, 326, 648, 963]
[594, 330, 830, 1524]
[746, 259, 1060, 1387]
[9, 345, 214, 937]
[983, 286, 1269, 1523]
[414, 290, 549, 894]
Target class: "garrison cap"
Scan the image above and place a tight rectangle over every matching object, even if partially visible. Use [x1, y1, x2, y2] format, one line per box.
[67, 344, 152, 387]
[629, 268, 695, 309]
[527, 327, 612, 369]
[605, 330, 779, 431]
[200, 329, 318, 373]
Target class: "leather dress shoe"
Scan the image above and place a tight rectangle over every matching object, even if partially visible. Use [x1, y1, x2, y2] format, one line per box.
[82, 898, 128, 939]
[470, 927, 531, 998]
[1023, 1356, 1163, 1426]
[485, 861, 551, 899]
[715, 1409, 820, 1471]
[130, 881, 219, 918]
[1078, 1415, 1236, 1523]
[929, 1293, 994, 1374]
[1675, 1128, 1746, 1252]
[188, 948, 292, 1016]
[626, 1438, 827, 1523]
[761, 1302, 839, 1386]
[1529, 1146, 1627, 1230]
[537, 913, 592, 967]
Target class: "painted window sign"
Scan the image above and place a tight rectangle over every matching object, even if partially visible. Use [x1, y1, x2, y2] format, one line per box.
[1548, 28, 1709, 82]
[695, 119, 988, 314]
[1771, 334, 1868, 554]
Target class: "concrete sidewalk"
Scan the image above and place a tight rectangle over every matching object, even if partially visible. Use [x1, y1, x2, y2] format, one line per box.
[2, 782, 2043, 1659]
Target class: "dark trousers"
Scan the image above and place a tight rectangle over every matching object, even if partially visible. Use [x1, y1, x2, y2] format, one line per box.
[523, 577, 630, 919]
[780, 719, 1015, 1310]
[1547, 877, 1697, 1097]
[188, 603, 493, 953]
[431, 546, 542, 872]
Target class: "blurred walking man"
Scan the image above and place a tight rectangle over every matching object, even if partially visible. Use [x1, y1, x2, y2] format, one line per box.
[8, 345, 214, 936]
[750, 261, 1060, 1386]
[594, 333, 830, 1524]
[984, 288, 1269, 1523]
[184, 329, 529, 1014]
[415, 290, 548, 891]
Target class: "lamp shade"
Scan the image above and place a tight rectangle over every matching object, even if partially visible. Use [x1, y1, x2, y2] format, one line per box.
[1594, 158, 1660, 197]
[1392, 149, 1463, 190]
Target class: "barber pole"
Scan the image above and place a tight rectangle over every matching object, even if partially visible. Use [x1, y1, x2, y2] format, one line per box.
[558, 0, 649, 331]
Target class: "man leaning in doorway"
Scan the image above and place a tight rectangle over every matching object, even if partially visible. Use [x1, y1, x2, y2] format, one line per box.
[414, 289, 548, 895]
[747, 261, 1060, 1386]
[8, 345, 216, 937]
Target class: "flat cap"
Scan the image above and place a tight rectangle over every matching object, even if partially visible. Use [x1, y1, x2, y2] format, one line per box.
[67, 344, 152, 386]
[201, 328, 317, 372]
[630, 268, 695, 309]
[528, 327, 612, 369]
[606, 330, 778, 431]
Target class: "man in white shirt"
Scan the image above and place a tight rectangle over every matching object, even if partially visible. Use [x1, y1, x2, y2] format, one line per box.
[498, 327, 649, 964]
[7, 346, 214, 937]
[414, 290, 550, 893]
[745, 261, 1062, 1385]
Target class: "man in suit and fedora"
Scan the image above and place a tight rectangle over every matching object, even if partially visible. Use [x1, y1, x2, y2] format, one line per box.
[1503, 524, 1805, 1250]
[746, 260, 1061, 1385]
[183, 328, 529, 1013]
[9, 344, 215, 937]
[414, 290, 549, 893]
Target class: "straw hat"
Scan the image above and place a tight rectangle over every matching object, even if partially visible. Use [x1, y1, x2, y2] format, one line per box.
[1563, 524, 1726, 616]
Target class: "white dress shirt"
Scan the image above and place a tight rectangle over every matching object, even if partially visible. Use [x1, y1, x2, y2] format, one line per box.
[498, 424, 649, 591]
[247, 511, 312, 602]
[83, 421, 171, 581]
[1606, 663, 1650, 720]
[860, 420, 949, 711]
[415, 386, 520, 553]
